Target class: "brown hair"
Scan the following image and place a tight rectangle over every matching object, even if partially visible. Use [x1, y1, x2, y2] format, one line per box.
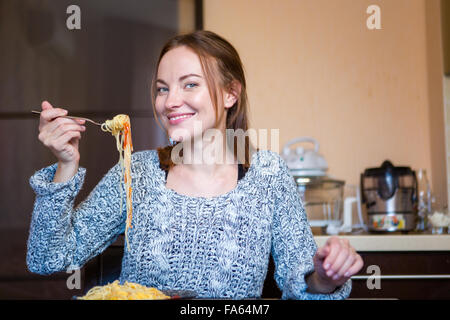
[152, 30, 257, 172]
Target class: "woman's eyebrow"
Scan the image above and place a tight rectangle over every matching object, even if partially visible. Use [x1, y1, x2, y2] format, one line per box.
[179, 73, 202, 81]
[156, 73, 202, 85]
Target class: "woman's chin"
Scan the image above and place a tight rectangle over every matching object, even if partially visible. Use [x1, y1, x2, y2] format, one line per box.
[169, 133, 207, 145]
[167, 119, 219, 145]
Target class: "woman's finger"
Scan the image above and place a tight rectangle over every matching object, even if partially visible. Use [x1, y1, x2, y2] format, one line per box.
[43, 117, 84, 135]
[315, 245, 330, 261]
[39, 108, 68, 132]
[52, 131, 82, 151]
[40, 107, 67, 122]
[41, 101, 53, 110]
[322, 237, 343, 270]
[343, 254, 364, 278]
[327, 245, 349, 277]
[51, 123, 86, 140]
[334, 249, 356, 279]
[39, 118, 83, 144]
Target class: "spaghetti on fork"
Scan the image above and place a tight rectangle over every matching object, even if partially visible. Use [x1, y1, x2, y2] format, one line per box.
[101, 114, 133, 250]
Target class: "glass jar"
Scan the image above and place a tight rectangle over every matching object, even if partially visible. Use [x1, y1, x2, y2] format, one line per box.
[416, 169, 432, 231]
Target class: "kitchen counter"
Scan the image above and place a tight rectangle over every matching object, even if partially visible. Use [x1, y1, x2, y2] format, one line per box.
[312, 232, 450, 299]
[314, 233, 450, 251]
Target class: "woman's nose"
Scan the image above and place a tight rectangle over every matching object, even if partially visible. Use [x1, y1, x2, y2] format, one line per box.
[165, 87, 183, 109]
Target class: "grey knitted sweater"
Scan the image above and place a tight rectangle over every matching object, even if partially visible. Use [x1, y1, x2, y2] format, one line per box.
[27, 149, 351, 299]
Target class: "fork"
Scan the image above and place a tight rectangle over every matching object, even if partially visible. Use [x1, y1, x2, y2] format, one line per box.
[31, 110, 103, 126]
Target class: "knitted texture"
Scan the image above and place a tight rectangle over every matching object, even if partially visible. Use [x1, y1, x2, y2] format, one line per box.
[27, 149, 351, 299]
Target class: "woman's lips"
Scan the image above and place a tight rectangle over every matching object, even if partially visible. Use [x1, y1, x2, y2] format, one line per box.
[168, 113, 196, 125]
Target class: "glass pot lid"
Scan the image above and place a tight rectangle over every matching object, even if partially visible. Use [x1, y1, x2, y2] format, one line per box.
[295, 175, 345, 206]
[294, 175, 345, 189]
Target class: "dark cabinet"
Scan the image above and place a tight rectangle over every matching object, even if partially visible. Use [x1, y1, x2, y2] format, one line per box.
[0, 0, 200, 299]
[349, 251, 450, 300]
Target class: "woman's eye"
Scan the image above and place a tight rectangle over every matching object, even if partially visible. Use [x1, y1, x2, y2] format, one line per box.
[157, 87, 168, 93]
[185, 83, 198, 89]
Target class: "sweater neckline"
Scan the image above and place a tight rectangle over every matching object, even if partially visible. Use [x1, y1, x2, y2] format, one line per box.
[155, 151, 258, 201]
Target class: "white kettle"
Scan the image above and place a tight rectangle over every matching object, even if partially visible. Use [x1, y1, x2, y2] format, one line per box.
[282, 137, 328, 176]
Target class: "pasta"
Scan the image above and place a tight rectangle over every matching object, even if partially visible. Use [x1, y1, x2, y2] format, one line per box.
[78, 280, 170, 300]
[101, 114, 133, 250]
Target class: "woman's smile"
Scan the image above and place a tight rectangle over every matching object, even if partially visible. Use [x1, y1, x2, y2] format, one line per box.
[167, 112, 197, 125]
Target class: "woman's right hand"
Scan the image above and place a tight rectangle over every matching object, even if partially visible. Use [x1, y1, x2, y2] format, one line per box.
[38, 101, 86, 166]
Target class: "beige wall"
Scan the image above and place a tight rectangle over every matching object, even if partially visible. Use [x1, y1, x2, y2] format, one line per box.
[425, 0, 447, 209]
[204, 0, 447, 207]
[178, 0, 196, 34]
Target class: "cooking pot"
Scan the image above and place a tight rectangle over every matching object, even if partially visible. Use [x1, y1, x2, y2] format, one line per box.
[282, 137, 359, 234]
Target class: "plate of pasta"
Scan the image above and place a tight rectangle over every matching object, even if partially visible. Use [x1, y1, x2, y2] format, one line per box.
[76, 280, 197, 300]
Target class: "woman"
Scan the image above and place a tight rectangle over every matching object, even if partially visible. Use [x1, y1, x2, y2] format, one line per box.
[27, 30, 363, 299]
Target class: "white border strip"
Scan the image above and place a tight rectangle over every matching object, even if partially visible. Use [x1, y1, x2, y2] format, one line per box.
[314, 234, 450, 251]
[352, 274, 450, 280]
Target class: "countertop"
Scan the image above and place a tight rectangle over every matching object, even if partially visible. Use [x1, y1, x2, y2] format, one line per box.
[313, 231, 450, 251]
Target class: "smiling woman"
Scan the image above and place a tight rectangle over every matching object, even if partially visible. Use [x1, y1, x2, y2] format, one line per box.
[151, 31, 255, 173]
[27, 30, 362, 300]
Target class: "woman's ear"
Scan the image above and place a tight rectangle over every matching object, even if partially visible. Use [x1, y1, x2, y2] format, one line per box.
[223, 80, 241, 109]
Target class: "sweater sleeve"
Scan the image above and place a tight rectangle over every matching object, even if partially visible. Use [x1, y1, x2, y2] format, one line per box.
[269, 152, 351, 300]
[26, 161, 126, 275]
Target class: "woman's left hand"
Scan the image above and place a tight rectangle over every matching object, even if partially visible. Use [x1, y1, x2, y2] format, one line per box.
[313, 236, 364, 288]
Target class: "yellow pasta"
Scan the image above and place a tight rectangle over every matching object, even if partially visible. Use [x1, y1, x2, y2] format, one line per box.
[101, 115, 133, 250]
[78, 280, 170, 300]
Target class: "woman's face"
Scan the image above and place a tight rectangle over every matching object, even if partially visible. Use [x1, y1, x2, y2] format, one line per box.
[155, 46, 234, 143]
